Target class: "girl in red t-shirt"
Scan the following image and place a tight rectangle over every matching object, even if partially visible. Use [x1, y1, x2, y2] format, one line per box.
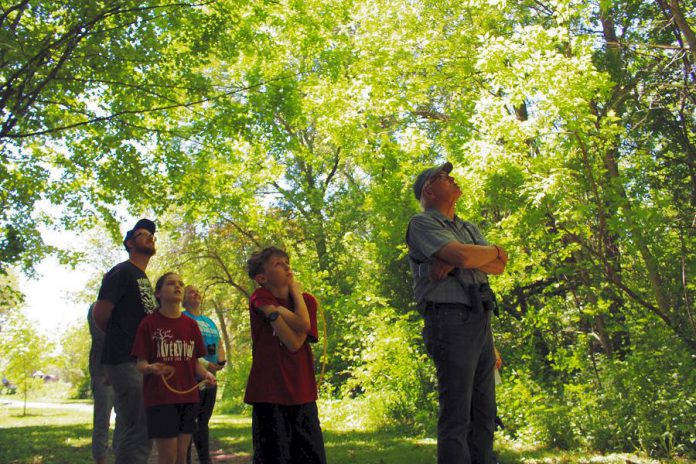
[132, 272, 215, 464]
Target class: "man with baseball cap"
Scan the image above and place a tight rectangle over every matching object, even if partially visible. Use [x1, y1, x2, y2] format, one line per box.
[407, 162, 508, 464]
[93, 218, 158, 464]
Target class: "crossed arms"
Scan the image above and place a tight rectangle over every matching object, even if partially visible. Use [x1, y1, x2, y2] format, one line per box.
[429, 241, 508, 281]
[256, 281, 312, 353]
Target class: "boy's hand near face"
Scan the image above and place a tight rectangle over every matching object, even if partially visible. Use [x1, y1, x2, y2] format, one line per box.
[254, 275, 312, 352]
[285, 278, 311, 334]
[289, 276, 303, 294]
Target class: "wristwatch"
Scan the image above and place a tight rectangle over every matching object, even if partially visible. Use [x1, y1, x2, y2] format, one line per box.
[267, 311, 280, 323]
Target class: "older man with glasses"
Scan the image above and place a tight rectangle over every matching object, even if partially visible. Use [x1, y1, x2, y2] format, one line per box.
[406, 162, 508, 464]
[93, 218, 158, 464]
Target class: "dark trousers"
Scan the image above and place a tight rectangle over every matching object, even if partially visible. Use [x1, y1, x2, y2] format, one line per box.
[252, 402, 326, 464]
[422, 307, 496, 464]
[187, 385, 217, 464]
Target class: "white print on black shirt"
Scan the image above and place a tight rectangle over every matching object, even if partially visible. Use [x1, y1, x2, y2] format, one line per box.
[152, 328, 195, 361]
[138, 277, 156, 314]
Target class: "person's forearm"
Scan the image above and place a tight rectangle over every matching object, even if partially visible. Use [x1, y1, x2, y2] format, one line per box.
[92, 300, 114, 332]
[137, 359, 172, 376]
[477, 258, 506, 275]
[195, 360, 209, 379]
[286, 286, 311, 332]
[277, 306, 311, 333]
[217, 342, 226, 362]
[198, 358, 211, 371]
[260, 304, 308, 333]
[271, 316, 308, 352]
[136, 359, 150, 375]
[436, 242, 499, 269]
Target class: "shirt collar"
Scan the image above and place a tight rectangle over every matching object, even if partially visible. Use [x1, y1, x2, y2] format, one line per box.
[424, 208, 460, 224]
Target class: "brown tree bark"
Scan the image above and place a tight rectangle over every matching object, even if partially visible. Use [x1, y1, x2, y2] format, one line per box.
[668, 0, 696, 63]
[212, 300, 232, 368]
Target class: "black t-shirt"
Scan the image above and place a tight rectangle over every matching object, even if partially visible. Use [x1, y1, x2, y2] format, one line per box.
[98, 261, 157, 364]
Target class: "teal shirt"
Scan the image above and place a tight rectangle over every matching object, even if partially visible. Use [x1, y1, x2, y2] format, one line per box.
[183, 311, 221, 365]
[406, 209, 489, 312]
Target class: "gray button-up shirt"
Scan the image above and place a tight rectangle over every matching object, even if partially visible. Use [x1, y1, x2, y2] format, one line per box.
[406, 209, 489, 312]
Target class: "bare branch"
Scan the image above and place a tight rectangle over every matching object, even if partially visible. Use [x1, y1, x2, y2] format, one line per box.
[219, 216, 262, 248]
[412, 109, 450, 121]
[323, 146, 341, 194]
[3, 75, 300, 139]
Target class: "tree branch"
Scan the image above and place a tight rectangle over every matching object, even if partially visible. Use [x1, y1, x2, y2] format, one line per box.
[323, 146, 341, 194]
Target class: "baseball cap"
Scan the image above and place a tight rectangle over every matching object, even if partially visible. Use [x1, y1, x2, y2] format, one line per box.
[413, 161, 453, 200]
[123, 218, 156, 250]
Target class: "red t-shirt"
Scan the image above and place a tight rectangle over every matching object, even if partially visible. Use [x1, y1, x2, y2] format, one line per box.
[244, 288, 319, 405]
[131, 311, 206, 407]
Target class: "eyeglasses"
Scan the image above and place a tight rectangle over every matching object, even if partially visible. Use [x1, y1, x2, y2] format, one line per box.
[423, 172, 454, 189]
[133, 231, 156, 241]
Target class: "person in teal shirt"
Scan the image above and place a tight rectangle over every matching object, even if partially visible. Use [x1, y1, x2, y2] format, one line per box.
[182, 285, 226, 464]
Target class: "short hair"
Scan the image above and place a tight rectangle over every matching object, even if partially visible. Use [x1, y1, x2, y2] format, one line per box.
[419, 192, 430, 210]
[246, 247, 289, 279]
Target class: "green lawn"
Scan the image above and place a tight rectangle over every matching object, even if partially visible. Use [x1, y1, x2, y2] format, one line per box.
[0, 398, 690, 464]
[0, 404, 93, 464]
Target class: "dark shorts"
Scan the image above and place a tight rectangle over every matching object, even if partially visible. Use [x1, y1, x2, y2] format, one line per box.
[146, 403, 198, 439]
[252, 402, 326, 464]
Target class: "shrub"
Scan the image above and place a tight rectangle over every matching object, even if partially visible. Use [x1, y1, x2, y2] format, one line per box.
[342, 308, 437, 432]
[217, 352, 252, 415]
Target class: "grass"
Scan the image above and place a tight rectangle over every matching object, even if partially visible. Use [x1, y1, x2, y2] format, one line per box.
[0, 403, 93, 464]
[1, 395, 692, 464]
[208, 415, 438, 463]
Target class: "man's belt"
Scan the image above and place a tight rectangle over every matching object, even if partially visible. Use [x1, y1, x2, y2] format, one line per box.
[424, 301, 473, 311]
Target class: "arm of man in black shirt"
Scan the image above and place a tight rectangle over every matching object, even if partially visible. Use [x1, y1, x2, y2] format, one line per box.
[93, 300, 114, 332]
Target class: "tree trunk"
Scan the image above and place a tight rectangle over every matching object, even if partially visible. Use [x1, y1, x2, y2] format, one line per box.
[212, 300, 232, 368]
[598, 3, 694, 352]
[667, 0, 696, 64]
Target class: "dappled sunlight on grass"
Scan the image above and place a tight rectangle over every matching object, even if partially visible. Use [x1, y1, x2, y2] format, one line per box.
[1, 403, 94, 464]
[209, 414, 253, 452]
[1, 401, 689, 464]
[0, 423, 93, 463]
[322, 428, 436, 462]
[494, 434, 693, 464]
[319, 397, 374, 431]
[64, 435, 91, 448]
[209, 411, 438, 463]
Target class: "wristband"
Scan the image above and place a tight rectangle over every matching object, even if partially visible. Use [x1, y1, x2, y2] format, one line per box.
[217, 360, 226, 367]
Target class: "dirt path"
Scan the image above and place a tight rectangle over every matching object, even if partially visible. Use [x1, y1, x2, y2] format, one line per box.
[147, 443, 251, 463]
